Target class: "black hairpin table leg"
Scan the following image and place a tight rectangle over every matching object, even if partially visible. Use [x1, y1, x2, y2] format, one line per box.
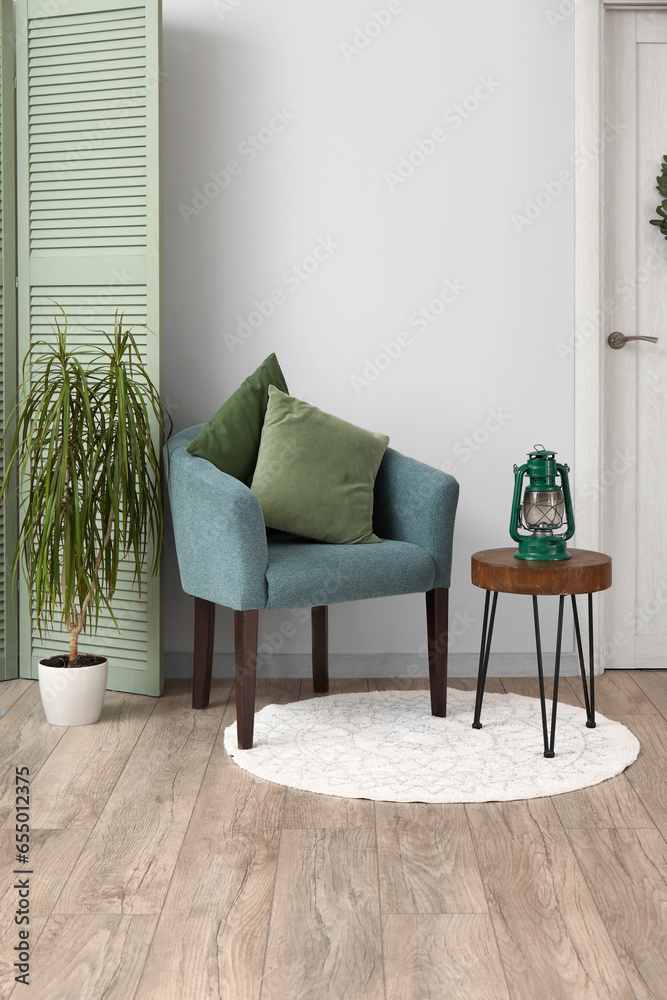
[532, 594, 566, 757]
[572, 594, 596, 729]
[475, 591, 597, 756]
[532, 594, 565, 757]
[471, 549, 611, 759]
[546, 594, 565, 758]
[587, 593, 597, 728]
[571, 594, 596, 728]
[537, 593, 600, 757]
[532, 596, 550, 755]
[472, 590, 498, 729]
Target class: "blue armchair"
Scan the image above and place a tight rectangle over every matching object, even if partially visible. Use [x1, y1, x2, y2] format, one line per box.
[166, 425, 459, 748]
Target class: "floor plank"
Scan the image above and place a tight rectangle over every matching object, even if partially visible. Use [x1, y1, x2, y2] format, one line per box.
[448, 677, 504, 694]
[568, 827, 667, 1000]
[0, 830, 89, 1000]
[631, 669, 667, 720]
[585, 670, 660, 716]
[0, 680, 32, 712]
[500, 676, 584, 708]
[551, 773, 654, 831]
[135, 763, 284, 1000]
[262, 828, 384, 1000]
[299, 677, 370, 700]
[0, 684, 67, 825]
[54, 681, 223, 915]
[8, 914, 157, 1000]
[617, 714, 667, 837]
[376, 802, 487, 914]
[369, 678, 429, 692]
[283, 786, 374, 830]
[383, 913, 510, 1000]
[24, 690, 157, 830]
[466, 798, 634, 1000]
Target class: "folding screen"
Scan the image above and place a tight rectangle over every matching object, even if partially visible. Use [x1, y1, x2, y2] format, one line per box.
[0, 0, 17, 681]
[15, 0, 162, 693]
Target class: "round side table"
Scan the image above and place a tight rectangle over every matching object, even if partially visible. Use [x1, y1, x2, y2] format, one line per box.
[471, 548, 612, 757]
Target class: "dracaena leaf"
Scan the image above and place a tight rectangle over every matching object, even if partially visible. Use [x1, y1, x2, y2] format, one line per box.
[0, 307, 171, 661]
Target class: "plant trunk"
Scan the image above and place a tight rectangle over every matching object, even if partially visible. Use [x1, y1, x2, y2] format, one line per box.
[68, 626, 81, 666]
[65, 511, 114, 667]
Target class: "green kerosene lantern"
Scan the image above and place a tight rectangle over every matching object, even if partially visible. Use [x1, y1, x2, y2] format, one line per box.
[510, 445, 574, 561]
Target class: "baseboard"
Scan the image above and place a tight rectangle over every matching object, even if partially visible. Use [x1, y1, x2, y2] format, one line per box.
[164, 651, 579, 679]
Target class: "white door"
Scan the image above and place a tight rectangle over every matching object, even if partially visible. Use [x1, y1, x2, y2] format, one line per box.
[602, 9, 667, 668]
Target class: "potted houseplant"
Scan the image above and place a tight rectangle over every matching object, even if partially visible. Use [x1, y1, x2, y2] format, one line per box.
[0, 309, 169, 725]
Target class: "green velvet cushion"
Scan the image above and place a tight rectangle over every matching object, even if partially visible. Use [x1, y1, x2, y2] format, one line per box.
[186, 354, 288, 481]
[250, 386, 389, 544]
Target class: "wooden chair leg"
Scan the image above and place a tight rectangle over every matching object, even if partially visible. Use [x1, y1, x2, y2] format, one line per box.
[235, 609, 259, 749]
[311, 605, 329, 693]
[426, 588, 448, 717]
[193, 597, 215, 709]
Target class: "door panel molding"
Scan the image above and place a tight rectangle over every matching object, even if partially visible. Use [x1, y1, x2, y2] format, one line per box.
[574, 0, 604, 605]
[604, 2, 667, 8]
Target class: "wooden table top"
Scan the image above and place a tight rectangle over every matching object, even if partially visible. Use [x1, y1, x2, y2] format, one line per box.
[471, 548, 612, 596]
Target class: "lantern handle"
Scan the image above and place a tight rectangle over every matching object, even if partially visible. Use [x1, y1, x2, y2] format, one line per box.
[509, 463, 529, 544]
[557, 462, 575, 541]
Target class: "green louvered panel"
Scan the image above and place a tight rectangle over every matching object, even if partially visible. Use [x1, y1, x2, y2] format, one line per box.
[0, 286, 4, 662]
[31, 564, 152, 669]
[0, 285, 5, 668]
[0, 0, 18, 681]
[0, 7, 4, 674]
[17, 0, 162, 695]
[27, 5, 148, 254]
[29, 286, 149, 351]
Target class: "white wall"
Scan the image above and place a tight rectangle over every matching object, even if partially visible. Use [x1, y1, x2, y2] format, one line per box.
[161, 0, 575, 664]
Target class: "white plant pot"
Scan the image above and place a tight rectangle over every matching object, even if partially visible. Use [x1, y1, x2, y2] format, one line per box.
[38, 658, 108, 726]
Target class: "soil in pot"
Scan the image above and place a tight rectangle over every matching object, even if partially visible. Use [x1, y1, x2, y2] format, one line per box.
[40, 654, 107, 667]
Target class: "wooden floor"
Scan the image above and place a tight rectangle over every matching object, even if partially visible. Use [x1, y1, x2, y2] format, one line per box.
[0, 671, 666, 1000]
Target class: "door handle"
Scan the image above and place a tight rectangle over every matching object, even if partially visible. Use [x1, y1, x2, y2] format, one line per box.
[607, 331, 659, 350]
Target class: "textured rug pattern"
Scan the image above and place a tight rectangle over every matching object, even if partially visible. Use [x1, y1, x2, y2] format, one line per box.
[224, 689, 640, 802]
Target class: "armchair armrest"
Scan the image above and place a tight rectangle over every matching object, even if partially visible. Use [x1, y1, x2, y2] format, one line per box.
[165, 427, 268, 610]
[373, 448, 459, 588]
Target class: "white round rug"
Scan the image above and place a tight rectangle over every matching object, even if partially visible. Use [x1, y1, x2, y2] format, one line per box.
[224, 689, 640, 802]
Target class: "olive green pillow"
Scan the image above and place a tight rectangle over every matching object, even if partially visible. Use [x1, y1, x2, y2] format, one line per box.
[187, 354, 288, 482]
[250, 386, 389, 544]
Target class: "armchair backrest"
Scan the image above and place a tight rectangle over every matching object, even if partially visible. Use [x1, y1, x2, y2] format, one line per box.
[373, 448, 459, 589]
[165, 428, 269, 610]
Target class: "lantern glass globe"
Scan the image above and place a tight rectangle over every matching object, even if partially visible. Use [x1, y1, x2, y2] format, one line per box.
[522, 488, 565, 531]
